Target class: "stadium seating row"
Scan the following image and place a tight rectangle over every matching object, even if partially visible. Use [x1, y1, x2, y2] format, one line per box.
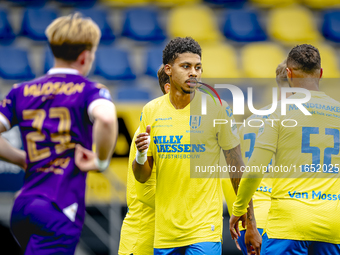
[1, 41, 339, 82]
[169, 5, 340, 45]
[0, 5, 340, 45]
[4, 0, 340, 8]
[5, 0, 97, 7]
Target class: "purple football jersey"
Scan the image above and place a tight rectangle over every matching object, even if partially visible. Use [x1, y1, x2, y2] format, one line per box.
[0, 69, 112, 228]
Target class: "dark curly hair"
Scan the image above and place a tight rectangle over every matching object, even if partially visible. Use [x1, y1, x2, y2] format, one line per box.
[287, 44, 321, 74]
[163, 37, 201, 65]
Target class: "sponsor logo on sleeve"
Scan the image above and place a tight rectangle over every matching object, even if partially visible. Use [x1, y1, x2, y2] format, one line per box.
[99, 88, 111, 100]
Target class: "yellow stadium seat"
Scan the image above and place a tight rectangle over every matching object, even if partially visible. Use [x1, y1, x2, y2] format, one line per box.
[251, 0, 297, 8]
[302, 0, 340, 9]
[241, 43, 286, 78]
[155, 0, 201, 7]
[201, 43, 241, 78]
[100, 0, 150, 6]
[168, 5, 222, 43]
[86, 172, 114, 204]
[268, 6, 322, 45]
[316, 44, 340, 78]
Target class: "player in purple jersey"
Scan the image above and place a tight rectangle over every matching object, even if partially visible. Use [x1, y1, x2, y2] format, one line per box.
[0, 13, 118, 254]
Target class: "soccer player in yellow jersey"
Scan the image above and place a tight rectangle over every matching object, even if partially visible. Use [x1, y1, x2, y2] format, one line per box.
[236, 59, 292, 255]
[118, 66, 170, 255]
[230, 44, 340, 254]
[133, 37, 261, 255]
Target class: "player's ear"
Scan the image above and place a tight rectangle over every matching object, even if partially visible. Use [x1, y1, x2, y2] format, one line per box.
[164, 64, 172, 76]
[286, 67, 292, 79]
[164, 83, 170, 94]
[319, 68, 323, 79]
[77, 50, 88, 66]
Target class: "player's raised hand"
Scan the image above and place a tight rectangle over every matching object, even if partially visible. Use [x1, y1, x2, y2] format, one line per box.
[75, 144, 97, 172]
[245, 226, 262, 255]
[135, 125, 151, 153]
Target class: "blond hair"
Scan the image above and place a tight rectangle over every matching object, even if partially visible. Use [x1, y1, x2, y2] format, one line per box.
[276, 59, 289, 87]
[45, 12, 101, 61]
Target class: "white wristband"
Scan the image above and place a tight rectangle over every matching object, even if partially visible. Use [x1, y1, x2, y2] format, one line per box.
[95, 157, 110, 172]
[136, 149, 148, 165]
[136, 136, 150, 165]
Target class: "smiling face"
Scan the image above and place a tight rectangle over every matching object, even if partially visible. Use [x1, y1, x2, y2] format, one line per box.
[165, 52, 202, 95]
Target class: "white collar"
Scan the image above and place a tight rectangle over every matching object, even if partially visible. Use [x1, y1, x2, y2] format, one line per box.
[47, 68, 80, 75]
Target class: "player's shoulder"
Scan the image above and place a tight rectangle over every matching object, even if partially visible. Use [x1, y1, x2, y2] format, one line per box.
[246, 104, 273, 121]
[143, 94, 168, 111]
[15, 75, 48, 87]
[198, 90, 232, 115]
[321, 93, 340, 106]
[9, 75, 49, 94]
[80, 78, 111, 98]
[200, 90, 228, 107]
[76, 76, 100, 89]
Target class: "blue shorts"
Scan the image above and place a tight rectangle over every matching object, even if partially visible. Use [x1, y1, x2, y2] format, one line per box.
[154, 242, 221, 255]
[261, 233, 340, 255]
[238, 228, 264, 255]
[11, 196, 82, 255]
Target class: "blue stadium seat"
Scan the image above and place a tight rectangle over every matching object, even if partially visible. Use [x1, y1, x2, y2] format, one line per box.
[7, 0, 47, 6]
[44, 47, 54, 74]
[56, 0, 96, 7]
[76, 8, 115, 44]
[322, 10, 340, 43]
[94, 48, 136, 80]
[0, 47, 35, 79]
[122, 7, 166, 42]
[21, 8, 58, 41]
[222, 9, 267, 42]
[116, 87, 152, 101]
[204, 0, 246, 7]
[145, 46, 163, 78]
[0, 9, 15, 45]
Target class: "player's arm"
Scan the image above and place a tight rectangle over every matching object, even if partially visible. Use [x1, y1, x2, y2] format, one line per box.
[229, 148, 273, 255]
[92, 103, 118, 161]
[0, 122, 26, 169]
[223, 145, 244, 194]
[132, 125, 153, 183]
[222, 178, 236, 216]
[0, 87, 26, 170]
[223, 146, 255, 225]
[135, 176, 155, 209]
[231, 147, 273, 218]
[224, 146, 261, 253]
[129, 129, 155, 208]
[75, 102, 118, 172]
[221, 178, 243, 251]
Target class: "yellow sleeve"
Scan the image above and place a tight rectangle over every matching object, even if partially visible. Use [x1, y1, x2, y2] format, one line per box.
[254, 111, 280, 153]
[222, 178, 236, 216]
[232, 148, 273, 217]
[135, 169, 156, 209]
[217, 101, 240, 151]
[138, 106, 153, 157]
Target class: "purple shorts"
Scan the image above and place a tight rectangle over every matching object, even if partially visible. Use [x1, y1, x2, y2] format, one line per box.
[10, 195, 82, 255]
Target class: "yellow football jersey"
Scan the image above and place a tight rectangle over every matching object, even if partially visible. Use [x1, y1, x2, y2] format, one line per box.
[239, 108, 273, 230]
[255, 91, 340, 243]
[139, 91, 239, 248]
[119, 127, 156, 255]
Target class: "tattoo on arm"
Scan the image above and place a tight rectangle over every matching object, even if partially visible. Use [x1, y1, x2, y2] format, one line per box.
[247, 199, 256, 224]
[224, 145, 244, 194]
